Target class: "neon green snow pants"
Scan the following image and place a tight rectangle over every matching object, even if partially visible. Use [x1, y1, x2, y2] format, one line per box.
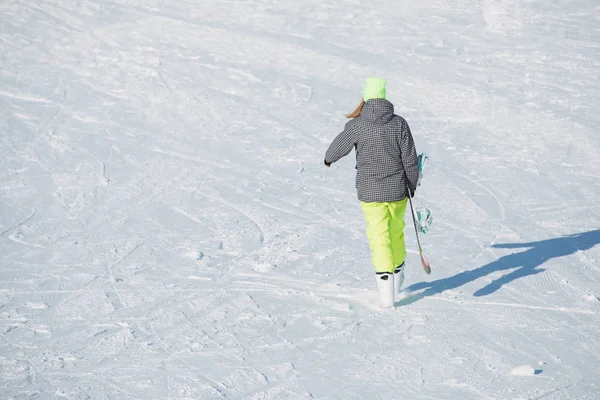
[360, 199, 408, 273]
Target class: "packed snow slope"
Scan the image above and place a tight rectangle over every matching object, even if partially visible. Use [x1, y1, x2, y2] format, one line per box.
[2, 1, 600, 399]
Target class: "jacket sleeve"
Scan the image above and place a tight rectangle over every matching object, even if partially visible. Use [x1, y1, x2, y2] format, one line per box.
[324, 122, 356, 165]
[398, 118, 419, 191]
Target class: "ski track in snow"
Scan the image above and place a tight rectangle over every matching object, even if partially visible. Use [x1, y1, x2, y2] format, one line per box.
[1, 0, 600, 399]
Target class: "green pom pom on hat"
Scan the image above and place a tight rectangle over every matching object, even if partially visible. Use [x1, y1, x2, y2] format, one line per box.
[363, 77, 387, 102]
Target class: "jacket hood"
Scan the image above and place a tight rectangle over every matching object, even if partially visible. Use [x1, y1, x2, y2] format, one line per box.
[360, 98, 395, 124]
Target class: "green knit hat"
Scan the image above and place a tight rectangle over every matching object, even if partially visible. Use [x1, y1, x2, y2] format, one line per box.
[363, 77, 387, 102]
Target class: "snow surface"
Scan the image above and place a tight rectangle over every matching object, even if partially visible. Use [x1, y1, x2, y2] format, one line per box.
[1, 0, 600, 399]
[510, 365, 540, 377]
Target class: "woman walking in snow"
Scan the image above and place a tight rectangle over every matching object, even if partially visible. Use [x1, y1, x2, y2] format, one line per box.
[324, 77, 419, 308]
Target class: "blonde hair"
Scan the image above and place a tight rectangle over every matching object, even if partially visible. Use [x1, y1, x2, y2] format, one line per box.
[345, 100, 365, 118]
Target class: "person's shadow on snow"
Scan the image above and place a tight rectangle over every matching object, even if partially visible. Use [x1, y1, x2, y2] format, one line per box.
[397, 229, 600, 306]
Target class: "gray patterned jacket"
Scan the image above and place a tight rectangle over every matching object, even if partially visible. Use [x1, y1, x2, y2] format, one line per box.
[324, 98, 419, 203]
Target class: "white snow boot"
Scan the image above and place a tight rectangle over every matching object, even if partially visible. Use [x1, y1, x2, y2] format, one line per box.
[394, 263, 405, 295]
[376, 273, 395, 308]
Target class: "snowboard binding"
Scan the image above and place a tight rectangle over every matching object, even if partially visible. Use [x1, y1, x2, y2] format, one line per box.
[415, 207, 433, 234]
[414, 152, 433, 235]
[416, 152, 428, 187]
